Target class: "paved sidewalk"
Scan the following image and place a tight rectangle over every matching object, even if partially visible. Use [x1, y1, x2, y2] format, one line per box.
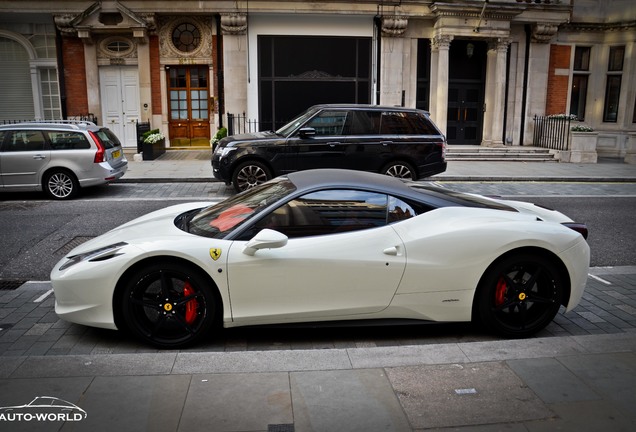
[121, 149, 636, 183]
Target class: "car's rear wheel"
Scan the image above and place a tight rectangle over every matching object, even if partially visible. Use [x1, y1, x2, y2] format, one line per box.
[477, 254, 564, 338]
[121, 262, 216, 348]
[43, 169, 79, 200]
[232, 161, 271, 192]
[382, 161, 415, 180]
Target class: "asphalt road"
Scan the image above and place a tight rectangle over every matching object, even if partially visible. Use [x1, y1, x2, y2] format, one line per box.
[0, 181, 635, 281]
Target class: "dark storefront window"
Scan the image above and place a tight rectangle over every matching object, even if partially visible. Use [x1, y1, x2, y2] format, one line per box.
[603, 46, 624, 123]
[259, 36, 371, 131]
[416, 39, 430, 111]
[570, 47, 591, 121]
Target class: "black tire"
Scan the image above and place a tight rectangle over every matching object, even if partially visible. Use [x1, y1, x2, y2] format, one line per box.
[382, 161, 416, 180]
[43, 169, 79, 200]
[232, 161, 272, 192]
[476, 253, 564, 338]
[120, 261, 217, 348]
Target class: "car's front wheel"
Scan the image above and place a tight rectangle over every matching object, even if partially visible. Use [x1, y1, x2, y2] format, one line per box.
[120, 262, 217, 348]
[232, 161, 272, 192]
[43, 169, 79, 199]
[382, 161, 416, 180]
[476, 253, 564, 338]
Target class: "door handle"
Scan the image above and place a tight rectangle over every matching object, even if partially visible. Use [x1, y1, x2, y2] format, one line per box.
[32, 154, 46, 160]
[383, 246, 401, 256]
[381, 141, 393, 146]
[327, 142, 340, 147]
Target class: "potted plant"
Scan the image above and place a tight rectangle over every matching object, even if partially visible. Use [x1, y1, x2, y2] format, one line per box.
[142, 129, 166, 160]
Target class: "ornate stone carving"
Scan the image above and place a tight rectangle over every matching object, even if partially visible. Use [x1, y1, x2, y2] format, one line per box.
[381, 16, 408, 37]
[532, 23, 559, 43]
[431, 34, 453, 51]
[221, 13, 247, 35]
[158, 16, 213, 60]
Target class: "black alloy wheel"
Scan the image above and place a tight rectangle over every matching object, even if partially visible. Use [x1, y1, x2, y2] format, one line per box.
[232, 161, 272, 192]
[43, 169, 79, 199]
[382, 161, 415, 180]
[121, 262, 216, 348]
[477, 254, 564, 338]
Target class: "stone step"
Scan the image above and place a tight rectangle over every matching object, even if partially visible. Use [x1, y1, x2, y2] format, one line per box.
[446, 146, 556, 161]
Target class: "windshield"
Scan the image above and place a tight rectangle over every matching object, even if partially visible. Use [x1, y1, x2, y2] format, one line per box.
[275, 106, 320, 137]
[187, 177, 297, 238]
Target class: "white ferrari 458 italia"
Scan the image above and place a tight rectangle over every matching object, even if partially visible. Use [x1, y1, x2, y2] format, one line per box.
[51, 169, 590, 348]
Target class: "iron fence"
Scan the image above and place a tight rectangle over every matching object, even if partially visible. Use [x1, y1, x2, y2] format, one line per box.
[1, 114, 98, 125]
[532, 115, 571, 151]
[227, 113, 266, 135]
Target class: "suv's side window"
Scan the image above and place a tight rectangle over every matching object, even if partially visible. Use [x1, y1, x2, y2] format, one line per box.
[380, 111, 438, 135]
[303, 111, 348, 136]
[4, 130, 46, 152]
[47, 131, 91, 150]
[346, 111, 381, 135]
[240, 189, 422, 239]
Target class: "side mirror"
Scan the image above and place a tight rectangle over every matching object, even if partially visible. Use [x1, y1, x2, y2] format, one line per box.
[242, 229, 288, 256]
[298, 127, 316, 138]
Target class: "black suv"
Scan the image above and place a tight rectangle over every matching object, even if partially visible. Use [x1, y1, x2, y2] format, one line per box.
[212, 104, 447, 192]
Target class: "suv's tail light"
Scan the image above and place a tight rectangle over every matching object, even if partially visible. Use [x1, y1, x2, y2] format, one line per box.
[89, 131, 105, 163]
[562, 222, 588, 240]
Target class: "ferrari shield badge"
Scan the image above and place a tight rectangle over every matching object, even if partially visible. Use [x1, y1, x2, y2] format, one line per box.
[209, 248, 222, 261]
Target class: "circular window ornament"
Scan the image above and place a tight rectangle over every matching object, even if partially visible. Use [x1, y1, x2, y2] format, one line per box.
[172, 22, 201, 53]
[100, 37, 134, 57]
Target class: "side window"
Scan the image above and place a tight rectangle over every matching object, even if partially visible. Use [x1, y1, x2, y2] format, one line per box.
[388, 196, 418, 223]
[47, 131, 91, 150]
[242, 189, 389, 239]
[380, 112, 437, 135]
[5, 130, 46, 152]
[0, 131, 6, 150]
[347, 111, 381, 135]
[303, 111, 348, 136]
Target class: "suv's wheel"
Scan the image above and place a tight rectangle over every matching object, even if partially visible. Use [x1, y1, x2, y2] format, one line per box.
[232, 161, 271, 192]
[43, 169, 79, 200]
[382, 161, 416, 180]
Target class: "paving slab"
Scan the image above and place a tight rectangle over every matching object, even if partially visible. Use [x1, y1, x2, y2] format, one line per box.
[386, 362, 552, 429]
[290, 369, 411, 432]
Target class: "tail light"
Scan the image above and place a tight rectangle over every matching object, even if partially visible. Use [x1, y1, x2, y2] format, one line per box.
[89, 131, 105, 163]
[562, 222, 588, 240]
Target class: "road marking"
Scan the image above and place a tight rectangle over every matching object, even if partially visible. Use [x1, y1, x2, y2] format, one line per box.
[588, 274, 612, 285]
[34, 289, 54, 303]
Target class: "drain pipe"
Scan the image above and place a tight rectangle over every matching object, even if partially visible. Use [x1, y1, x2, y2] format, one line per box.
[519, 24, 531, 146]
[215, 14, 224, 128]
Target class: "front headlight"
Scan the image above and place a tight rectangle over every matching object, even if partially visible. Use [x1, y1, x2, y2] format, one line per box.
[58, 242, 128, 271]
[215, 146, 237, 159]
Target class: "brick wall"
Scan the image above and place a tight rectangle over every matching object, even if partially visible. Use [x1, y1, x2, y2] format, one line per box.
[149, 35, 162, 115]
[61, 37, 88, 116]
[545, 44, 571, 115]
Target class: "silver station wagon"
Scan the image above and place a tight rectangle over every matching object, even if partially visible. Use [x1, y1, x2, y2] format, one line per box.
[0, 121, 128, 199]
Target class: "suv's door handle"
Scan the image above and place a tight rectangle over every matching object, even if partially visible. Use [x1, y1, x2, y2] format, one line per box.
[32, 154, 46, 160]
[327, 142, 340, 147]
[381, 141, 393, 146]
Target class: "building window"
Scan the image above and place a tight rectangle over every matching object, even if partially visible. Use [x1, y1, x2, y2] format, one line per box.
[39, 68, 61, 120]
[172, 23, 200, 53]
[603, 46, 624, 122]
[570, 46, 590, 121]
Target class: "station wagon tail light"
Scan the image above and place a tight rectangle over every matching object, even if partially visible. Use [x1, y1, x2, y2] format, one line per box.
[89, 131, 106, 163]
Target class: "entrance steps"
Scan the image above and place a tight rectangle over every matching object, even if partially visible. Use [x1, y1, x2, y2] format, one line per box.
[446, 145, 556, 162]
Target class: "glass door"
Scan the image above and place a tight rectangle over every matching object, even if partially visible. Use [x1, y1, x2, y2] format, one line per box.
[167, 66, 210, 147]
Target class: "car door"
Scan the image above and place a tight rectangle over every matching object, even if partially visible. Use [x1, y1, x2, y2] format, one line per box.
[0, 129, 50, 188]
[226, 189, 407, 324]
[341, 110, 389, 172]
[286, 109, 349, 172]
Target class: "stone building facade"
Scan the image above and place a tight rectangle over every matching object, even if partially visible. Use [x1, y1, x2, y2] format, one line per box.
[0, 0, 634, 159]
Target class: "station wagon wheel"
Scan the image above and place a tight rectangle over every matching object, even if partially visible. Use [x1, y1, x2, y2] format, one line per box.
[477, 254, 564, 338]
[121, 262, 216, 348]
[43, 169, 79, 200]
[232, 161, 271, 192]
[382, 161, 416, 180]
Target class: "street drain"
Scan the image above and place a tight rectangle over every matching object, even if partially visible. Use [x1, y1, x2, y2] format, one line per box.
[268, 425, 295, 432]
[56, 236, 94, 255]
[0, 280, 26, 291]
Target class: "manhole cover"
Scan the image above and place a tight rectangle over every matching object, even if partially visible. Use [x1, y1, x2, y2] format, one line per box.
[0, 280, 26, 291]
[55, 236, 94, 255]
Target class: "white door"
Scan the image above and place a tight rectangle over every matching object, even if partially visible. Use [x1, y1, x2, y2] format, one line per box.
[100, 66, 140, 148]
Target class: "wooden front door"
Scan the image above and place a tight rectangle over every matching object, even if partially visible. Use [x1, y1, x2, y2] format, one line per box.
[167, 66, 210, 147]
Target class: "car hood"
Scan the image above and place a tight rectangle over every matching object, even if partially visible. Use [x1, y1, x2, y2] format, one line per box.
[219, 131, 279, 146]
[66, 202, 213, 255]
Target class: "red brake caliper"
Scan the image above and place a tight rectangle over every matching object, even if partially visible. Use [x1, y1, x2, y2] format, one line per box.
[495, 277, 507, 306]
[183, 282, 198, 325]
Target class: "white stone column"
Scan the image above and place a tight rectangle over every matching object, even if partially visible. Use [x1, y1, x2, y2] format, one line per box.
[221, 13, 248, 121]
[380, 16, 408, 106]
[431, 35, 452, 136]
[489, 39, 510, 147]
[482, 44, 497, 146]
[81, 36, 101, 119]
[136, 35, 152, 123]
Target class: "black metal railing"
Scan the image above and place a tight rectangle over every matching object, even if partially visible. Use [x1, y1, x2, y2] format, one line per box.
[1, 114, 98, 125]
[532, 115, 571, 151]
[227, 113, 266, 135]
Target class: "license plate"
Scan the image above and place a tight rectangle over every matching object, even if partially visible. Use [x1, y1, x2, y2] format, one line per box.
[112, 150, 121, 159]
